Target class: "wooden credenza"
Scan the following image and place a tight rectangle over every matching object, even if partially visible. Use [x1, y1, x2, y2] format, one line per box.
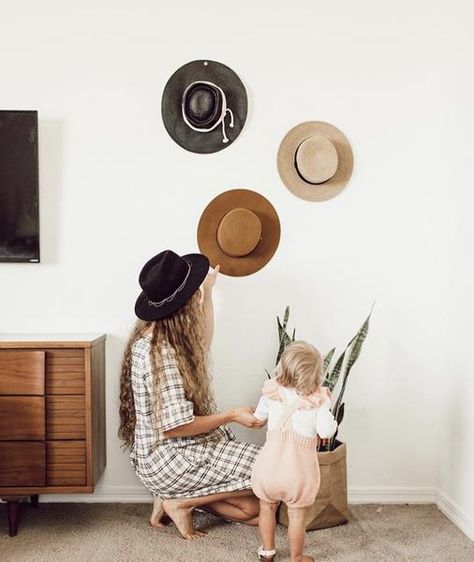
[0, 334, 106, 536]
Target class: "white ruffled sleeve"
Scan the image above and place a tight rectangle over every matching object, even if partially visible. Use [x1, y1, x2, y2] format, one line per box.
[254, 395, 269, 421]
[314, 405, 338, 439]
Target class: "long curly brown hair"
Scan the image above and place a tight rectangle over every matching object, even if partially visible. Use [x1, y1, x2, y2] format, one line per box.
[118, 290, 215, 448]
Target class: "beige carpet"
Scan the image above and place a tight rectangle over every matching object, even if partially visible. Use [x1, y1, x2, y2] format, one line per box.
[0, 503, 473, 561]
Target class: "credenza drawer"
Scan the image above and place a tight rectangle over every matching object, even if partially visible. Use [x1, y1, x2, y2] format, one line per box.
[0, 351, 45, 395]
[0, 396, 45, 440]
[45, 350, 85, 395]
[46, 395, 86, 439]
[0, 442, 46, 486]
[46, 441, 86, 486]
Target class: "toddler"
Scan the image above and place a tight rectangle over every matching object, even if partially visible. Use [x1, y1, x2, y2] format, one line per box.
[251, 341, 338, 562]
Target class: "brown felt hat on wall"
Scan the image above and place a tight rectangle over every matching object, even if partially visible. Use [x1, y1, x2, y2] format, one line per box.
[197, 189, 280, 277]
[277, 121, 353, 202]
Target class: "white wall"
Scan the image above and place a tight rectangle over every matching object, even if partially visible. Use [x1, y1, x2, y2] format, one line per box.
[0, 0, 472, 533]
[434, 6, 474, 538]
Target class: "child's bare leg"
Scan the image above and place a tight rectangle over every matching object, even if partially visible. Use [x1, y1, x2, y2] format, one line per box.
[205, 494, 259, 525]
[287, 507, 313, 562]
[258, 500, 279, 555]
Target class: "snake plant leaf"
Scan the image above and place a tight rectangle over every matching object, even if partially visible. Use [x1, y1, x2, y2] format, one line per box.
[323, 344, 351, 392]
[291, 328, 296, 342]
[276, 307, 294, 364]
[323, 348, 335, 377]
[345, 309, 372, 376]
[332, 309, 372, 418]
[282, 306, 290, 332]
[336, 402, 345, 425]
[276, 331, 292, 364]
[324, 403, 345, 451]
[325, 316, 366, 392]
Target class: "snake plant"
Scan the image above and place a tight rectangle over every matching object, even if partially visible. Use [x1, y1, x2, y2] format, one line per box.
[269, 305, 372, 451]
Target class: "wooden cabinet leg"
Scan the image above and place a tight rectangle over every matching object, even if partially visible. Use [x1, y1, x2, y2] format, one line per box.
[7, 500, 20, 537]
[30, 495, 39, 508]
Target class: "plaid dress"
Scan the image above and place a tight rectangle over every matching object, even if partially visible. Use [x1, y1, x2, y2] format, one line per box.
[129, 335, 260, 499]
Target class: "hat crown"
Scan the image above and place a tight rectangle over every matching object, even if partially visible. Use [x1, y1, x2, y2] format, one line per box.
[217, 208, 262, 258]
[139, 250, 191, 303]
[183, 82, 222, 128]
[295, 136, 339, 185]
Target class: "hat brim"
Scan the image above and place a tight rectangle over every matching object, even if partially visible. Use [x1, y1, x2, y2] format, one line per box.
[135, 253, 209, 321]
[197, 189, 280, 277]
[162, 60, 248, 154]
[277, 121, 353, 202]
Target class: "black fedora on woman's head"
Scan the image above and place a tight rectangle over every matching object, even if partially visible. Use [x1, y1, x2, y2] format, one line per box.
[135, 250, 209, 321]
[162, 59, 247, 154]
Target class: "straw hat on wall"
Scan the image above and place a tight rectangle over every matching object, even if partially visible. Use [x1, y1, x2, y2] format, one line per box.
[277, 121, 353, 202]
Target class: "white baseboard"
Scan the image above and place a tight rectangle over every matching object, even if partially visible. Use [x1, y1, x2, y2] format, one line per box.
[349, 486, 436, 504]
[39, 485, 436, 505]
[38, 485, 152, 503]
[436, 490, 474, 541]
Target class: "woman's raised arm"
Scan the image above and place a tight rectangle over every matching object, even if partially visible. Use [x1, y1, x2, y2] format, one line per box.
[200, 265, 220, 351]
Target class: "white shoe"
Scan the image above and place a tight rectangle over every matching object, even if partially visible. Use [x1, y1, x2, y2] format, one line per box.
[258, 545, 276, 561]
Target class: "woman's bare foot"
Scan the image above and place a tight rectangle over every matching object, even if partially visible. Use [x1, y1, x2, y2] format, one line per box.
[162, 498, 207, 539]
[292, 556, 314, 562]
[149, 497, 167, 527]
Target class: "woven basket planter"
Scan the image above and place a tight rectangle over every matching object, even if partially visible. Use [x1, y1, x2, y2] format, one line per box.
[277, 440, 349, 530]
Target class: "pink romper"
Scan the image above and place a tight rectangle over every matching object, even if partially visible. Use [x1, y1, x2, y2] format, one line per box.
[251, 383, 333, 509]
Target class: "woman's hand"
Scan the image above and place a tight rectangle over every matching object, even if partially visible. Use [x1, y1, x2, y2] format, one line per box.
[229, 407, 266, 429]
[201, 265, 220, 298]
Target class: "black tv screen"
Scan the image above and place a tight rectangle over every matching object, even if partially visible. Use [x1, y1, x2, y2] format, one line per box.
[0, 110, 40, 262]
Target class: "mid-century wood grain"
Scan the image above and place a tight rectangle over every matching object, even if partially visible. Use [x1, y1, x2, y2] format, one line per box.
[0, 397, 45, 440]
[89, 342, 106, 485]
[0, 335, 106, 535]
[46, 441, 86, 486]
[0, 335, 105, 349]
[0, 351, 45, 395]
[0, 485, 93, 495]
[45, 350, 85, 395]
[46, 396, 86, 440]
[0, 442, 45, 487]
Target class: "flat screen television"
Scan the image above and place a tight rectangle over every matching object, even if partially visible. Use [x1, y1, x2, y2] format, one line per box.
[0, 110, 40, 262]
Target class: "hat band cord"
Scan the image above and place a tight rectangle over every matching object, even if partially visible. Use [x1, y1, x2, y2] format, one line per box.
[148, 262, 192, 308]
[182, 81, 234, 143]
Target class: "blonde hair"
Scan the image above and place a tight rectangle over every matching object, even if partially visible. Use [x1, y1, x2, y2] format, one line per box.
[118, 290, 215, 448]
[275, 340, 323, 396]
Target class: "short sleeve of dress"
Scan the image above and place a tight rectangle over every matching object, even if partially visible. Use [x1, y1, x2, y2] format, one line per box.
[159, 348, 195, 432]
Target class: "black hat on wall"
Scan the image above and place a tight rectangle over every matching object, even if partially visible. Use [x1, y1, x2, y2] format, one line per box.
[161, 60, 248, 154]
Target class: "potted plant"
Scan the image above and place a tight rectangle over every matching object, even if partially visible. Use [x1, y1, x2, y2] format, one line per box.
[269, 306, 372, 530]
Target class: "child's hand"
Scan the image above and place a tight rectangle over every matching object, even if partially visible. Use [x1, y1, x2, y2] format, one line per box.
[230, 407, 266, 429]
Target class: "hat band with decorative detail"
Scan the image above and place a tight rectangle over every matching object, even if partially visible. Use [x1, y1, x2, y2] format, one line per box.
[148, 262, 192, 308]
[182, 81, 235, 143]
